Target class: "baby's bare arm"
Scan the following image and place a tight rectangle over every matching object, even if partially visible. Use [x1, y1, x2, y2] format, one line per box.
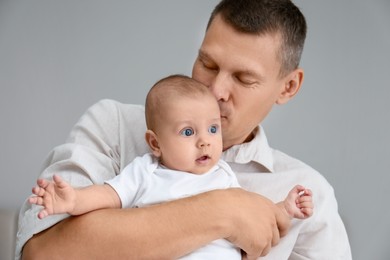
[29, 175, 120, 218]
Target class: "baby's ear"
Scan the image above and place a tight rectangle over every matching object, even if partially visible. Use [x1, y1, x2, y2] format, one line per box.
[145, 130, 161, 157]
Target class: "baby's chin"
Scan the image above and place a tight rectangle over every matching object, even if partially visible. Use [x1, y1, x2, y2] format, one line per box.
[188, 165, 215, 175]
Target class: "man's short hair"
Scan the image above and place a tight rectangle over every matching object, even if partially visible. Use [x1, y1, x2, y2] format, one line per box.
[208, 0, 307, 77]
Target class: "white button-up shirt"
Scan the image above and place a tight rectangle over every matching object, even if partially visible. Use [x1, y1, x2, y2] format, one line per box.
[16, 99, 352, 260]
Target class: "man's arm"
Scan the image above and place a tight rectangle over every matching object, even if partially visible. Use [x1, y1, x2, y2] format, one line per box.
[22, 188, 290, 260]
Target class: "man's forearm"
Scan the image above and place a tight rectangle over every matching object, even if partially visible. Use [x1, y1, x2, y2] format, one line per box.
[22, 188, 290, 259]
[22, 190, 229, 260]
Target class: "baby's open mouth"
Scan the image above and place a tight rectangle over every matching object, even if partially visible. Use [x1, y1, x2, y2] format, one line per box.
[196, 155, 210, 162]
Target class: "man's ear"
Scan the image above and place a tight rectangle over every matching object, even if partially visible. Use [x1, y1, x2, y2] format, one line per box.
[276, 68, 304, 105]
[145, 130, 161, 157]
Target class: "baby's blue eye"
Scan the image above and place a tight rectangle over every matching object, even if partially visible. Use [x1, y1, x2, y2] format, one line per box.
[181, 128, 194, 136]
[209, 125, 218, 134]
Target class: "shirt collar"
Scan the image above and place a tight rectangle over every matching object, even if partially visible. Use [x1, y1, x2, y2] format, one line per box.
[222, 126, 274, 172]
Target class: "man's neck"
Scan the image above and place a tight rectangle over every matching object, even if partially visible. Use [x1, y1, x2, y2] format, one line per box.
[222, 129, 257, 151]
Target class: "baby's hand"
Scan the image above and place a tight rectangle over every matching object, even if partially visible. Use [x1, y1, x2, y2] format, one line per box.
[29, 175, 76, 219]
[284, 185, 313, 219]
[295, 185, 313, 219]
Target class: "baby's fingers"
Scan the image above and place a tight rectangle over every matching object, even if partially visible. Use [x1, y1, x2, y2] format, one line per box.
[298, 200, 313, 209]
[298, 199, 314, 217]
[53, 174, 69, 188]
[32, 185, 45, 197]
[28, 195, 44, 206]
[36, 178, 51, 188]
[300, 207, 314, 218]
[302, 188, 312, 197]
[297, 195, 312, 204]
[37, 209, 49, 219]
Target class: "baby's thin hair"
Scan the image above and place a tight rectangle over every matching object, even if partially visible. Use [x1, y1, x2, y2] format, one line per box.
[145, 74, 211, 131]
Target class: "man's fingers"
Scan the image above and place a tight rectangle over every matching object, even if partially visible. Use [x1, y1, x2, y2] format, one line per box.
[260, 241, 272, 257]
[244, 253, 261, 260]
[271, 220, 280, 246]
[275, 207, 291, 238]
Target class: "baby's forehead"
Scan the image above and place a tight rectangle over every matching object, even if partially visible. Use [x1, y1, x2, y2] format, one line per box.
[161, 93, 218, 112]
[162, 88, 214, 103]
[153, 96, 220, 133]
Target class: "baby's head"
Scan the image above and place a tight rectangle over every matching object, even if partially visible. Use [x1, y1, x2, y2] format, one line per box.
[145, 74, 223, 174]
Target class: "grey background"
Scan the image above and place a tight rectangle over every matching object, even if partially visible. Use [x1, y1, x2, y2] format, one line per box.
[1, 1, 389, 259]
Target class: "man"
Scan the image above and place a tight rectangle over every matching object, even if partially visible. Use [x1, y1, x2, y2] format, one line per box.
[18, 0, 352, 259]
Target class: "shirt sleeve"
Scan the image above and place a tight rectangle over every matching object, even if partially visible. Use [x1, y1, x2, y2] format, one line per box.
[15, 99, 127, 260]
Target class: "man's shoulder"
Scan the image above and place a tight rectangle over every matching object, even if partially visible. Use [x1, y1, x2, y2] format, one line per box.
[93, 99, 144, 113]
[87, 99, 146, 127]
[272, 148, 314, 172]
[271, 148, 333, 191]
[79, 99, 148, 164]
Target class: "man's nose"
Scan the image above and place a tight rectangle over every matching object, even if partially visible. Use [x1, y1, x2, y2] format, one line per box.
[208, 72, 230, 101]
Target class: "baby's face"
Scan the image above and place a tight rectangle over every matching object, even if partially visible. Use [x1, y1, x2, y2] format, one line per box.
[155, 94, 222, 174]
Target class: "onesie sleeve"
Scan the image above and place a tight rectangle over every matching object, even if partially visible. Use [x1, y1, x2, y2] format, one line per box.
[105, 153, 156, 208]
[218, 159, 241, 188]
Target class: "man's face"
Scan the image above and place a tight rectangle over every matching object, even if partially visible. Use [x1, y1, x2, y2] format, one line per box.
[192, 15, 289, 150]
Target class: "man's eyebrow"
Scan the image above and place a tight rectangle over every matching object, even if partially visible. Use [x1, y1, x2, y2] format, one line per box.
[237, 69, 260, 78]
[198, 50, 212, 60]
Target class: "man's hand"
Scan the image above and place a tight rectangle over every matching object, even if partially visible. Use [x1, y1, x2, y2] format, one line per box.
[215, 188, 290, 259]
